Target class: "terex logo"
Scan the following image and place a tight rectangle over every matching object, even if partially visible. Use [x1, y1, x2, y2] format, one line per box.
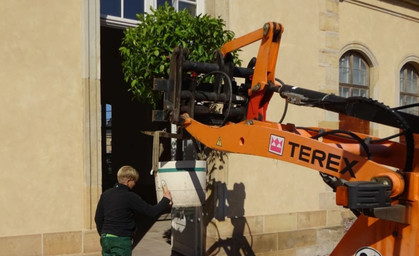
[288, 141, 358, 178]
[269, 135, 285, 156]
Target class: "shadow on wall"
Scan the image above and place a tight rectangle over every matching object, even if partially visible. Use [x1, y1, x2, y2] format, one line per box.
[206, 181, 256, 256]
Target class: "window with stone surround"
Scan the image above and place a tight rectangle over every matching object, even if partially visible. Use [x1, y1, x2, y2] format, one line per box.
[399, 63, 419, 115]
[339, 51, 370, 134]
[100, 0, 200, 28]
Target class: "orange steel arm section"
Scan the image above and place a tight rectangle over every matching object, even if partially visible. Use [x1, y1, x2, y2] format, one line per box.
[180, 114, 405, 198]
[180, 114, 419, 255]
[221, 22, 283, 121]
[304, 127, 412, 171]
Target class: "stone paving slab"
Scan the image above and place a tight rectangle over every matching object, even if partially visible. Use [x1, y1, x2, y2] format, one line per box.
[133, 215, 172, 256]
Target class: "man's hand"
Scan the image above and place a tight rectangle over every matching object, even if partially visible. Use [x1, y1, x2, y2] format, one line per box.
[163, 189, 172, 201]
[162, 180, 173, 202]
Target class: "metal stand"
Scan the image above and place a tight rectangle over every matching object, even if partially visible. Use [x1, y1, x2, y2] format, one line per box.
[145, 130, 206, 256]
[171, 206, 205, 255]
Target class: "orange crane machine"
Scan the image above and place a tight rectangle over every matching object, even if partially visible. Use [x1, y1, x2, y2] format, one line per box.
[152, 22, 419, 255]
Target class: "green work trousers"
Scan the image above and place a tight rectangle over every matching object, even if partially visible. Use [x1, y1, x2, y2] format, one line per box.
[100, 234, 132, 256]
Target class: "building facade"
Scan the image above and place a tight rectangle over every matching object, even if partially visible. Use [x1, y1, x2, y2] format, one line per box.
[0, 0, 418, 255]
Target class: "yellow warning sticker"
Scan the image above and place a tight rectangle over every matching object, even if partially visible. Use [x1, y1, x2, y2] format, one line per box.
[216, 137, 222, 147]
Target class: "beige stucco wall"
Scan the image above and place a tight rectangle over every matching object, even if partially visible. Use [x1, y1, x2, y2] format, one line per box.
[0, 0, 85, 237]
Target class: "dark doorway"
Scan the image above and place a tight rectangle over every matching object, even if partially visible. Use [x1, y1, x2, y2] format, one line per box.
[100, 25, 163, 204]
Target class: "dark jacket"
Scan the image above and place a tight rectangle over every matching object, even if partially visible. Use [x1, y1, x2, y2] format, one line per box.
[95, 183, 170, 237]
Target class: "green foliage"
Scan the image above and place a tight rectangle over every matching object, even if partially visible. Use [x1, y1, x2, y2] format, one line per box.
[120, 4, 240, 106]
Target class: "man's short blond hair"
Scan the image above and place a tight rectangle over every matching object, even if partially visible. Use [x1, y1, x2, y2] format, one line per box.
[117, 165, 139, 183]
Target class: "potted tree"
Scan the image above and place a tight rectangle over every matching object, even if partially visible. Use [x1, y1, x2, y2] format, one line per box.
[120, 3, 240, 107]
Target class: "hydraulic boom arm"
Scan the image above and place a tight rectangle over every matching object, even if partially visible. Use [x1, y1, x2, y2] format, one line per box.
[152, 22, 419, 256]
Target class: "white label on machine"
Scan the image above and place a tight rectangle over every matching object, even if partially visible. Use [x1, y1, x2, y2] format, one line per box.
[269, 135, 285, 156]
[355, 247, 382, 256]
